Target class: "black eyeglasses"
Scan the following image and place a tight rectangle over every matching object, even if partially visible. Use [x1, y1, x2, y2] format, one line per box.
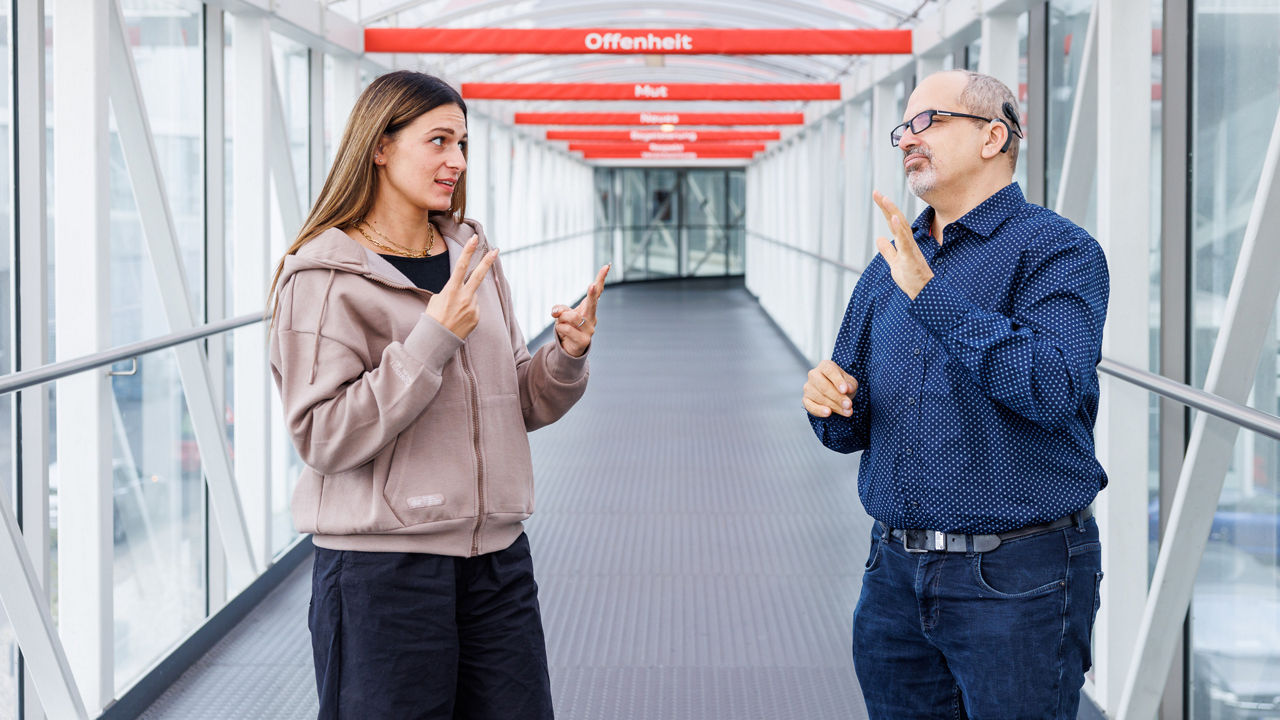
[890, 101, 1025, 151]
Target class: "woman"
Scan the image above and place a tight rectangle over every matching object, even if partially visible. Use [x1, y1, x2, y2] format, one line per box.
[269, 70, 608, 719]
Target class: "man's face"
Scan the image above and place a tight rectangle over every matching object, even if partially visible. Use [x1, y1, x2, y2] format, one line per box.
[898, 73, 984, 199]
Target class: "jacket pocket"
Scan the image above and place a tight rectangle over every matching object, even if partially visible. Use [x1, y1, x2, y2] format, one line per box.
[383, 400, 479, 526]
[310, 443, 404, 535]
[479, 393, 535, 514]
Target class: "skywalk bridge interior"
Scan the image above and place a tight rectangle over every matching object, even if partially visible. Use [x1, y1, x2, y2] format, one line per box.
[1, 1, 1278, 719]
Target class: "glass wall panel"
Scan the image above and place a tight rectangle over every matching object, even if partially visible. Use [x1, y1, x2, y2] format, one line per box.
[600, 168, 745, 281]
[116, 0, 205, 341]
[272, 32, 310, 211]
[1015, 12, 1030, 191]
[0, 610, 12, 720]
[1190, 4, 1280, 395]
[1148, 0, 1165, 547]
[1188, 4, 1280, 717]
[270, 33, 308, 558]
[108, 0, 207, 692]
[728, 172, 745, 275]
[593, 169, 615, 276]
[1046, 0, 1091, 209]
[111, 350, 206, 689]
[684, 170, 728, 276]
[1188, 430, 1280, 718]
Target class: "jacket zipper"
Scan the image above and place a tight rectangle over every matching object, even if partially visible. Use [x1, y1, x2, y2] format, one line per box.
[460, 347, 486, 556]
[366, 269, 485, 554]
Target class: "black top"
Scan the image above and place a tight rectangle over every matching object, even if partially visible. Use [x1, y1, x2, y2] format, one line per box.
[380, 248, 451, 294]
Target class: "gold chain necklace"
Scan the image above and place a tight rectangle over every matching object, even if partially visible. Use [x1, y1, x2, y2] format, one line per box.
[355, 219, 436, 258]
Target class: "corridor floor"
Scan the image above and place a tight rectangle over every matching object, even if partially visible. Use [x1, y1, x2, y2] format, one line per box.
[141, 277, 874, 719]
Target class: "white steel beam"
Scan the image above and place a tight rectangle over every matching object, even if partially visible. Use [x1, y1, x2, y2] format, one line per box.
[1053, 2, 1097, 225]
[0, 499, 86, 719]
[14, 3, 56, 716]
[978, 12, 1019, 102]
[205, 4, 230, 610]
[308, 48, 326, 202]
[328, 55, 360, 145]
[1117, 107, 1280, 720]
[844, 101, 871, 269]
[14, 0, 50, 596]
[107, 0, 260, 582]
[52, 0, 113, 710]
[1093, 0, 1153, 710]
[232, 12, 275, 577]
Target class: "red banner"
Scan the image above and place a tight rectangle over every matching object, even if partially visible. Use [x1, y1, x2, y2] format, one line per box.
[568, 142, 766, 153]
[548, 129, 782, 142]
[365, 28, 912, 55]
[578, 149, 759, 160]
[515, 112, 803, 126]
[462, 82, 840, 101]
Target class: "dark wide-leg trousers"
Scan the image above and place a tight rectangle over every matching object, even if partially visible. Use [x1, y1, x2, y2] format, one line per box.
[309, 533, 554, 720]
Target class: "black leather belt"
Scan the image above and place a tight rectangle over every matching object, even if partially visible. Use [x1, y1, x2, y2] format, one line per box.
[880, 507, 1093, 554]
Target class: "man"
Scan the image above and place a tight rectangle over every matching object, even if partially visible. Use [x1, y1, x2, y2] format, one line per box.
[803, 70, 1109, 719]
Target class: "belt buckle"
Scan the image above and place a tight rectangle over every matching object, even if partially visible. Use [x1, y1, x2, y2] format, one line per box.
[903, 529, 944, 553]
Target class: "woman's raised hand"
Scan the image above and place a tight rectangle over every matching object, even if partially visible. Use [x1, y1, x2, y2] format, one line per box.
[550, 264, 611, 358]
[425, 235, 498, 339]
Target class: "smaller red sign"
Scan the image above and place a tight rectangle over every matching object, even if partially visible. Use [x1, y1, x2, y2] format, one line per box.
[548, 129, 782, 142]
[568, 142, 767, 153]
[463, 82, 840, 101]
[578, 148, 759, 159]
[516, 112, 803, 126]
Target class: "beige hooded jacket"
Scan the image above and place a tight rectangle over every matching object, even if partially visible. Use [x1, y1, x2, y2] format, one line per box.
[269, 217, 588, 557]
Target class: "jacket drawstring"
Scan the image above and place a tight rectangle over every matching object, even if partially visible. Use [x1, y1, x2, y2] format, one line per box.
[309, 269, 336, 384]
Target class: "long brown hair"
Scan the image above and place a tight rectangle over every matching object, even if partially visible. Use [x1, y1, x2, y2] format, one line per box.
[268, 71, 468, 314]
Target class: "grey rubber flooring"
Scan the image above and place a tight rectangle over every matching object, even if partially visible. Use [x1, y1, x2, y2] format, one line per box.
[139, 277, 875, 719]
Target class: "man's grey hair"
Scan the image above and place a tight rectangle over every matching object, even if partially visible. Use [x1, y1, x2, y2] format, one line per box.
[956, 71, 1021, 171]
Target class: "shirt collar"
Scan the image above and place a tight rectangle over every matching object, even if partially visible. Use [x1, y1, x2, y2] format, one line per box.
[910, 182, 1027, 240]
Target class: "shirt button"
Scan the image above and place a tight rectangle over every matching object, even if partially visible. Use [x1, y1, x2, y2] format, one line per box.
[913, 347, 922, 356]
[907, 397, 916, 405]
[908, 500, 921, 509]
[905, 447, 913, 456]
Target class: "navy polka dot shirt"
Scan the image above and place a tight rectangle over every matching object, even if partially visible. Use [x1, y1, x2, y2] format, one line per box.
[809, 183, 1110, 534]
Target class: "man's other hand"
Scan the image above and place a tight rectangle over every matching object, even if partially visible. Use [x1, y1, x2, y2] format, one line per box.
[804, 360, 859, 418]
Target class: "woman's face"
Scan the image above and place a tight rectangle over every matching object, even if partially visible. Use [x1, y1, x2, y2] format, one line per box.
[375, 103, 467, 212]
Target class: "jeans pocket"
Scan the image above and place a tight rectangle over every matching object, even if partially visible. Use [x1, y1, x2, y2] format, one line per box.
[971, 533, 1069, 598]
[864, 534, 884, 572]
[1084, 571, 1104, 671]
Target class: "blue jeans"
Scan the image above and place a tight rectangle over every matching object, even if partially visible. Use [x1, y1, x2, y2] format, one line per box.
[852, 518, 1103, 720]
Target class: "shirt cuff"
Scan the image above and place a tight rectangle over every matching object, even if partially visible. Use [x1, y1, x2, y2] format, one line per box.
[908, 276, 972, 338]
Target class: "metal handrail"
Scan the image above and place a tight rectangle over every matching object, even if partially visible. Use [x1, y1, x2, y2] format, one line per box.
[752, 230, 1280, 442]
[1099, 359, 1280, 442]
[0, 312, 267, 396]
[0, 231, 595, 397]
[748, 230, 865, 275]
[497, 229, 595, 256]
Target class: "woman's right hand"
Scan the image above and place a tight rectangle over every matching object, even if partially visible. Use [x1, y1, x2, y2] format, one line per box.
[426, 235, 498, 339]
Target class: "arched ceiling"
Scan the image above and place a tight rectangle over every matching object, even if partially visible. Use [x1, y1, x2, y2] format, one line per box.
[327, 0, 933, 147]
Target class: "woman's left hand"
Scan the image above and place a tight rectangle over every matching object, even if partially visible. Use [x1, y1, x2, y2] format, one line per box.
[551, 264, 611, 358]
